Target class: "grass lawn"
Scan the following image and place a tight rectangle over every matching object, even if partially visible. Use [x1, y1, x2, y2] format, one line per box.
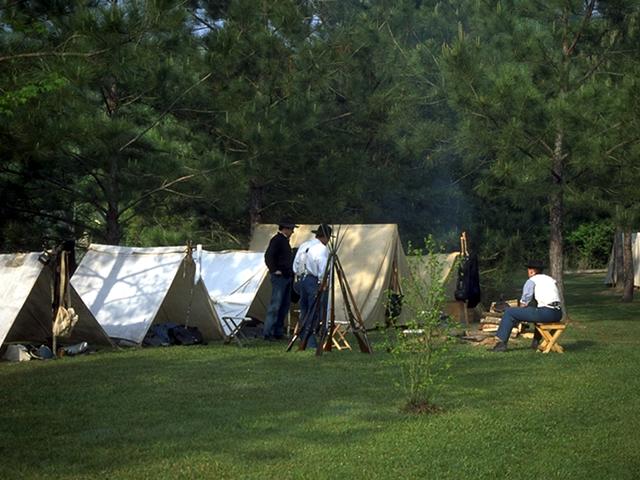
[1, 273, 639, 479]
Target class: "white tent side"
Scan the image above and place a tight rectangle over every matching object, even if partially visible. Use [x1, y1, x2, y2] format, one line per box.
[196, 250, 270, 336]
[71, 244, 223, 345]
[0, 252, 113, 348]
[250, 224, 409, 329]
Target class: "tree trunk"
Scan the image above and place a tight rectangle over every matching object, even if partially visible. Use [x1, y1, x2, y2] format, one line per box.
[105, 155, 121, 244]
[549, 130, 566, 315]
[621, 229, 634, 302]
[105, 204, 121, 244]
[249, 180, 263, 233]
[612, 230, 624, 287]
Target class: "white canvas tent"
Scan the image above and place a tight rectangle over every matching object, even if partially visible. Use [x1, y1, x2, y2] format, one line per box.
[250, 224, 409, 329]
[71, 244, 223, 345]
[0, 252, 113, 349]
[605, 232, 640, 287]
[195, 249, 271, 336]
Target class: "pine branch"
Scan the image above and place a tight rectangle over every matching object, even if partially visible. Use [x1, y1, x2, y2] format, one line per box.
[385, 22, 407, 60]
[119, 174, 197, 216]
[4, 204, 98, 233]
[564, 0, 597, 57]
[188, 9, 218, 31]
[119, 72, 213, 152]
[0, 49, 109, 63]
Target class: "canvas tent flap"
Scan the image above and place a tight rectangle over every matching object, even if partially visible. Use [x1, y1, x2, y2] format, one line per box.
[196, 250, 270, 336]
[0, 252, 113, 348]
[71, 244, 223, 345]
[406, 252, 460, 300]
[250, 224, 409, 329]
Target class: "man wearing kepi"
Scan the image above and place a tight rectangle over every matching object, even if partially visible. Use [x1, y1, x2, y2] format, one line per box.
[263, 218, 298, 340]
[492, 259, 562, 352]
[293, 224, 332, 348]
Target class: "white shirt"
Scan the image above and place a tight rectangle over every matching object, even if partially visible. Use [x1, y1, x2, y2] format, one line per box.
[293, 238, 329, 279]
[521, 274, 561, 308]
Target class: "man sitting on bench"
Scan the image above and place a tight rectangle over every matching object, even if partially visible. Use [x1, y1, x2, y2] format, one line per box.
[492, 259, 562, 352]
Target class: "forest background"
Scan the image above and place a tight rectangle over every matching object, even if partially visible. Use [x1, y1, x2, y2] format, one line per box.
[1, 0, 639, 298]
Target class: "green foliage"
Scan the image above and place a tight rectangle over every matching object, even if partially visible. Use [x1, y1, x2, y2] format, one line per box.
[384, 237, 458, 409]
[0, 0, 639, 264]
[439, 0, 640, 284]
[566, 222, 615, 269]
[0, 74, 68, 116]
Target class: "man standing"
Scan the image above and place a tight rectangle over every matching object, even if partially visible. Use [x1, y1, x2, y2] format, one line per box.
[263, 218, 297, 340]
[492, 259, 562, 352]
[292, 224, 332, 348]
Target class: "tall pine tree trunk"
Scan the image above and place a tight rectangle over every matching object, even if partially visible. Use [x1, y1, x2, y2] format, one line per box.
[105, 205, 121, 244]
[105, 155, 121, 244]
[102, 81, 122, 245]
[613, 230, 624, 286]
[249, 180, 263, 233]
[622, 229, 634, 302]
[550, 130, 566, 313]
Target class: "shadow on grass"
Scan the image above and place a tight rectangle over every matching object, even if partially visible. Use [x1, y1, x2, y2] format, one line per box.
[0, 344, 406, 477]
[564, 340, 597, 352]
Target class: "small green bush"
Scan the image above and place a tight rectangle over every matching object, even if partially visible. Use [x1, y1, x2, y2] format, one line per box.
[384, 237, 458, 411]
[566, 221, 614, 269]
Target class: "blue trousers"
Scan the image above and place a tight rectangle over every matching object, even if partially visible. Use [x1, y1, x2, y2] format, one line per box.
[298, 275, 327, 348]
[262, 274, 292, 338]
[497, 306, 562, 344]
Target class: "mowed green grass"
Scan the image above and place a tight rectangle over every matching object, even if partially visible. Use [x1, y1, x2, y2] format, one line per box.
[1, 273, 639, 479]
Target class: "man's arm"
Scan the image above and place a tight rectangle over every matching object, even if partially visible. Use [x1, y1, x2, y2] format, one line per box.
[519, 279, 535, 306]
[264, 236, 279, 273]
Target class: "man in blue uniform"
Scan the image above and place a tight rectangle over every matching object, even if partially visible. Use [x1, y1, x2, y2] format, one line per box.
[263, 218, 297, 340]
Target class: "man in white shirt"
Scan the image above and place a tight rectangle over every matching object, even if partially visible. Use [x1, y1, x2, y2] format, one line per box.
[493, 259, 562, 352]
[292, 223, 332, 348]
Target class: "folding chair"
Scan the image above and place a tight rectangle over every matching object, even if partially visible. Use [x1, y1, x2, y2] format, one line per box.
[221, 316, 250, 347]
[331, 322, 352, 351]
[535, 323, 566, 353]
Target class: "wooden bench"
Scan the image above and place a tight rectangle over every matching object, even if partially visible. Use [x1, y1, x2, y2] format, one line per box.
[535, 323, 566, 353]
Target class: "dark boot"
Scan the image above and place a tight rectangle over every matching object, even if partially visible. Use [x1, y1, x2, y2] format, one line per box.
[491, 341, 507, 352]
[531, 338, 540, 350]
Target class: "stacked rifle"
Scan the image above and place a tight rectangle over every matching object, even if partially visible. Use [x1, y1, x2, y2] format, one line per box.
[286, 225, 372, 355]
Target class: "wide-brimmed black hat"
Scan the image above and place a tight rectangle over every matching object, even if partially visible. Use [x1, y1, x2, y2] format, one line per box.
[278, 218, 298, 229]
[525, 259, 545, 270]
[312, 223, 332, 238]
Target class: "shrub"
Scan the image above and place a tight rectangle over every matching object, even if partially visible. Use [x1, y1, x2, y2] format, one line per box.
[384, 237, 458, 413]
[566, 222, 614, 269]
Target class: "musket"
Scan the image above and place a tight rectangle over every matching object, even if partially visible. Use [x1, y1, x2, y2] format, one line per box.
[334, 254, 372, 354]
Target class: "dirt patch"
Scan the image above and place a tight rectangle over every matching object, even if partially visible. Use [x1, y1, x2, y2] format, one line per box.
[402, 400, 444, 415]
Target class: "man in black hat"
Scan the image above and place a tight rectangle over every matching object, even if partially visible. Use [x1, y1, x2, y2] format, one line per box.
[292, 223, 332, 348]
[263, 218, 298, 340]
[492, 259, 562, 352]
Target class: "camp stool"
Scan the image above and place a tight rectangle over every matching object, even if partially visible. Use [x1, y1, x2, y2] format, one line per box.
[535, 323, 566, 354]
[221, 316, 250, 347]
[330, 322, 352, 351]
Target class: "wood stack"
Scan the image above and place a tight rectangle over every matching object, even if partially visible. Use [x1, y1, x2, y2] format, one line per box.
[479, 299, 520, 337]
[461, 299, 534, 344]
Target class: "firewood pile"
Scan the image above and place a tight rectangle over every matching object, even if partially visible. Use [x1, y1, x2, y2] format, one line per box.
[461, 299, 534, 345]
[479, 299, 518, 334]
